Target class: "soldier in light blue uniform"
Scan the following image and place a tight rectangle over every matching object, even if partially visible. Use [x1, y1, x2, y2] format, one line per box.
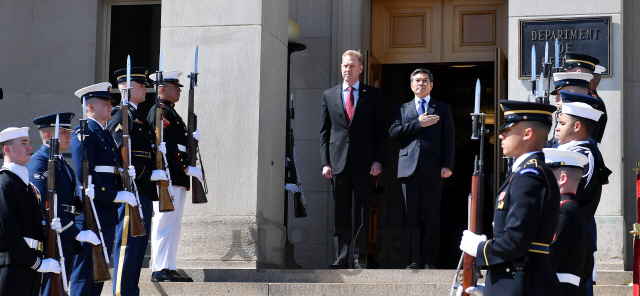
[27, 112, 101, 295]
[68, 83, 138, 296]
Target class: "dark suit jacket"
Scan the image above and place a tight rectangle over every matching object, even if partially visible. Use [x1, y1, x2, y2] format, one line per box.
[389, 98, 455, 178]
[320, 83, 386, 175]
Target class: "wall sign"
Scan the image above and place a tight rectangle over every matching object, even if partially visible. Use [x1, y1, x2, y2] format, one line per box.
[519, 16, 611, 79]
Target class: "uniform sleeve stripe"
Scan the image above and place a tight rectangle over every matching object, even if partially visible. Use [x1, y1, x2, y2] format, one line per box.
[483, 239, 492, 266]
[61, 221, 73, 232]
[31, 257, 42, 270]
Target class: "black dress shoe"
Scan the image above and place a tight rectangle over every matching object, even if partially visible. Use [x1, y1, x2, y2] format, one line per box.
[406, 262, 420, 269]
[424, 264, 437, 269]
[168, 269, 193, 282]
[151, 269, 173, 282]
[353, 259, 366, 269]
[329, 258, 347, 269]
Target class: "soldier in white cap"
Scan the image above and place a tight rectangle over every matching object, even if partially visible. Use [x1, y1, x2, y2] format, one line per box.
[68, 82, 137, 296]
[545, 148, 591, 295]
[147, 71, 201, 282]
[0, 127, 62, 296]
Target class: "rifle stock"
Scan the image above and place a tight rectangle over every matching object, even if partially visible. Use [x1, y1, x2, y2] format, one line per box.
[120, 102, 146, 237]
[80, 119, 111, 283]
[462, 170, 484, 295]
[45, 138, 65, 296]
[155, 104, 174, 212]
[188, 75, 207, 204]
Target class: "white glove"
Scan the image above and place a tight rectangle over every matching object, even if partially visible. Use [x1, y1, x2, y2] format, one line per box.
[51, 217, 62, 233]
[456, 284, 484, 296]
[76, 230, 101, 245]
[185, 166, 203, 182]
[114, 191, 138, 206]
[127, 165, 136, 178]
[285, 183, 299, 193]
[85, 183, 95, 201]
[158, 142, 167, 154]
[460, 230, 487, 257]
[37, 258, 61, 274]
[193, 129, 201, 141]
[150, 169, 169, 181]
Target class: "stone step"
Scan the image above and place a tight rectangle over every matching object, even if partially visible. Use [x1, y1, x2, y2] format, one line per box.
[99, 282, 632, 296]
[137, 268, 465, 284]
[596, 270, 632, 285]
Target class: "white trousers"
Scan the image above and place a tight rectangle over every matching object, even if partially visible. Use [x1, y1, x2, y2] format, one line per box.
[151, 185, 187, 271]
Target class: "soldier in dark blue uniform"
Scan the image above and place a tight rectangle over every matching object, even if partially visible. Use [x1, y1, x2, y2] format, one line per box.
[545, 72, 593, 148]
[459, 101, 561, 296]
[0, 127, 61, 296]
[108, 67, 168, 295]
[554, 91, 610, 295]
[27, 113, 101, 295]
[545, 148, 591, 296]
[69, 82, 138, 296]
[147, 71, 201, 282]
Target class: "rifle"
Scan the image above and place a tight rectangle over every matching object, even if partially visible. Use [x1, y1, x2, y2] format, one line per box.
[122, 56, 146, 237]
[45, 115, 67, 295]
[455, 79, 487, 296]
[79, 103, 111, 282]
[285, 93, 307, 218]
[187, 46, 208, 204]
[154, 51, 174, 212]
[631, 162, 640, 296]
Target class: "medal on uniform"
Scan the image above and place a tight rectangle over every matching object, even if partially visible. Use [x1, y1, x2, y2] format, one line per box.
[497, 191, 506, 209]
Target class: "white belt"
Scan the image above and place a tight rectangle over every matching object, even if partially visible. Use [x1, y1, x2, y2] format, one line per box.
[556, 273, 581, 287]
[177, 144, 187, 152]
[95, 165, 118, 174]
[24, 237, 43, 251]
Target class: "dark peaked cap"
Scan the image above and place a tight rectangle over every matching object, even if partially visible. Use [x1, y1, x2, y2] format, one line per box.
[498, 100, 556, 133]
[33, 112, 75, 131]
[114, 67, 151, 87]
[564, 53, 600, 71]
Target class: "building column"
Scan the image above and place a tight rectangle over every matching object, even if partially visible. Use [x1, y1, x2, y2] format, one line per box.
[160, 0, 289, 268]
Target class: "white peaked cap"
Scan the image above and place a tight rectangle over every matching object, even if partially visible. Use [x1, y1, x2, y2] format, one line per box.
[0, 127, 29, 143]
[543, 148, 589, 168]
[74, 82, 112, 99]
[553, 72, 593, 82]
[594, 65, 606, 74]
[562, 102, 604, 122]
[149, 71, 182, 82]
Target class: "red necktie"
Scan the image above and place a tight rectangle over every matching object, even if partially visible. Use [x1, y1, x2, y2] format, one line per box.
[345, 86, 355, 123]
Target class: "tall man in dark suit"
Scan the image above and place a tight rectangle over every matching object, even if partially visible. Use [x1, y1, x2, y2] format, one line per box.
[389, 68, 455, 269]
[320, 50, 386, 269]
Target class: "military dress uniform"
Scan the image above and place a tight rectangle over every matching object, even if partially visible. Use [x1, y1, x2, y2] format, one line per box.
[69, 83, 123, 296]
[545, 148, 592, 296]
[26, 112, 83, 295]
[147, 71, 193, 281]
[544, 72, 593, 149]
[470, 101, 562, 296]
[0, 128, 47, 296]
[107, 67, 159, 295]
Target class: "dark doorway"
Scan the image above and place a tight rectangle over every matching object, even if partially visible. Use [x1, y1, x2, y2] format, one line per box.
[374, 62, 497, 269]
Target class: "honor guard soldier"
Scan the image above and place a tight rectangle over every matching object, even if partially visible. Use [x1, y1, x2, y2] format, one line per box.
[459, 101, 561, 296]
[69, 82, 138, 296]
[27, 113, 101, 295]
[0, 127, 61, 296]
[563, 53, 607, 145]
[545, 72, 593, 148]
[545, 148, 592, 296]
[554, 91, 610, 295]
[108, 67, 168, 295]
[147, 71, 201, 282]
